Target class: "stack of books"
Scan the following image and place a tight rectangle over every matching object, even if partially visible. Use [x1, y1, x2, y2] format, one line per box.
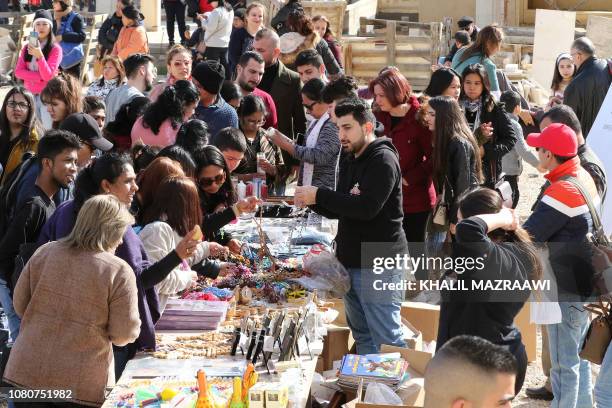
[338, 353, 409, 390]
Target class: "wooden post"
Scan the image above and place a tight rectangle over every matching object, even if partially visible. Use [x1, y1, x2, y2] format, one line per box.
[386, 20, 396, 67]
[429, 22, 442, 66]
[344, 43, 353, 76]
[442, 17, 453, 57]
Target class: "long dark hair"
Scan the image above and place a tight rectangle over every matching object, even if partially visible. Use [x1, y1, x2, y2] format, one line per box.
[0, 86, 42, 149]
[550, 54, 575, 92]
[74, 152, 133, 213]
[457, 25, 503, 65]
[193, 145, 237, 205]
[287, 9, 315, 37]
[238, 94, 267, 120]
[429, 96, 482, 188]
[176, 119, 209, 153]
[142, 176, 203, 236]
[459, 64, 495, 112]
[424, 68, 461, 97]
[141, 79, 199, 135]
[157, 145, 197, 179]
[24, 24, 56, 63]
[458, 187, 542, 281]
[214, 0, 234, 11]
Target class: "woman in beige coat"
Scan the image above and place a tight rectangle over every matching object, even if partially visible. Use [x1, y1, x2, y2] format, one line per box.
[3, 195, 141, 407]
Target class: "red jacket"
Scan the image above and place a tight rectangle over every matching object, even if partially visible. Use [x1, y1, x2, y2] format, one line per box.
[375, 96, 436, 213]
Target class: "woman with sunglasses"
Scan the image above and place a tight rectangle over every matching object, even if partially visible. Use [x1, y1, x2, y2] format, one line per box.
[267, 78, 340, 190]
[0, 86, 43, 184]
[234, 94, 285, 190]
[193, 146, 259, 253]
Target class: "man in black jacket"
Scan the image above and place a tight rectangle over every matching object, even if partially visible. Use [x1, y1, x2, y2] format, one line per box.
[294, 98, 408, 354]
[564, 37, 612, 139]
[253, 28, 306, 182]
[0, 130, 80, 342]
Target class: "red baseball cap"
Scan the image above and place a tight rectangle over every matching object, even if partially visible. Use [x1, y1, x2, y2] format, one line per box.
[527, 123, 577, 156]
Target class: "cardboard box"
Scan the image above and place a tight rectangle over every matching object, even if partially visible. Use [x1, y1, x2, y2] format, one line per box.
[515, 303, 537, 362]
[322, 325, 354, 371]
[401, 318, 422, 351]
[401, 302, 440, 343]
[343, 344, 432, 408]
[402, 301, 537, 362]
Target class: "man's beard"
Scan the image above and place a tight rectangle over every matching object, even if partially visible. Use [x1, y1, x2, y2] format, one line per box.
[144, 77, 153, 92]
[239, 79, 255, 92]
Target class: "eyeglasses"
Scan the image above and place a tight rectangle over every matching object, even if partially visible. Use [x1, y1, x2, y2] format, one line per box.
[7, 101, 29, 111]
[198, 173, 226, 187]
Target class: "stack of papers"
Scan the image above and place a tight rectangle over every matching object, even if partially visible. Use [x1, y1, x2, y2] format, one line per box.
[155, 300, 229, 330]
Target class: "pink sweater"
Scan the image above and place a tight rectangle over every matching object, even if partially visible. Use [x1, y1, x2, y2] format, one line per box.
[131, 116, 179, 148]
[14, 43, 63, 95]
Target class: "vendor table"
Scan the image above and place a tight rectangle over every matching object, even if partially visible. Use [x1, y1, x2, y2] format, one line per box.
[102, 215, 335, 408]
[102, 330, 319, 408]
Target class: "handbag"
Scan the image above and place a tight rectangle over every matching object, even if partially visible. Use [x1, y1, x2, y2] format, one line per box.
[580, 299, 611, 365]
[58, 12, 85, 69]
[490, 160, 513, 208]
[561, 175, 611, 296]
[432, 181, 449, 227]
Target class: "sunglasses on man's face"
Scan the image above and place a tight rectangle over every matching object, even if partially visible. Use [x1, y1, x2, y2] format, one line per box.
[198, 173, 226, 187]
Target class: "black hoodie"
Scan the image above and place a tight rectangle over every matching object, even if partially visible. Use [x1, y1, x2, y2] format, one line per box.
[314, 137, 408, 269]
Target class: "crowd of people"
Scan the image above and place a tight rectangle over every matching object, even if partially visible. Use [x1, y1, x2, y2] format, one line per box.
[0, 1, 611, 407]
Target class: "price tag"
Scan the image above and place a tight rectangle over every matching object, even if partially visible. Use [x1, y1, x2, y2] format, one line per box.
[239, 334, 249, 349]
[263, 336, 275, 352]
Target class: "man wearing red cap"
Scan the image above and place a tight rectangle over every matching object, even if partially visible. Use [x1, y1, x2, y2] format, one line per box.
[523, 123, 599, 407]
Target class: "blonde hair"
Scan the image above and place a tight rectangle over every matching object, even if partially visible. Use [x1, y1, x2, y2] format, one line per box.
[246, 2, 265, 24]
[62, 195, 134, 252]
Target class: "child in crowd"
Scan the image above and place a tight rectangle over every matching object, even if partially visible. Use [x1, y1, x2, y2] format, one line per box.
[444, 31, 470, 66]
[500, 90, 540, 208]
[548, 53, 575, 108]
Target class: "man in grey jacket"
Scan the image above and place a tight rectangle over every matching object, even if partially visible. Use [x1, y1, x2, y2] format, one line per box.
[105, 54, 156, 123]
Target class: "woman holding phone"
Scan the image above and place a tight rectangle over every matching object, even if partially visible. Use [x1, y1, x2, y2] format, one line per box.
[15, 9, 62, 130]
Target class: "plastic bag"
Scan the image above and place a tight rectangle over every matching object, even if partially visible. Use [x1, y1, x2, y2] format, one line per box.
[300, 245, 350, 297]
[364, 383, 403, 406]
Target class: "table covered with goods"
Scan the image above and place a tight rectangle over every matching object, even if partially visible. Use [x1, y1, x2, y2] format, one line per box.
[102, 207, 349, 408]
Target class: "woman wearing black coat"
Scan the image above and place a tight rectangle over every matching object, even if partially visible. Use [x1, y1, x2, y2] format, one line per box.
[437, 187, 542, 395]
[426, 96, 482, 229]
[459, 64, 517, 187]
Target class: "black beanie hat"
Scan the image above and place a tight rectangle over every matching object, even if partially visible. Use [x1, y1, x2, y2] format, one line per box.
[33, 9, 54, 27]
[192, 60, 225, 95]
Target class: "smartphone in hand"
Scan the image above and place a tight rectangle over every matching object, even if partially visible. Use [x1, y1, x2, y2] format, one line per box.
[28, 31, 39, 48]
